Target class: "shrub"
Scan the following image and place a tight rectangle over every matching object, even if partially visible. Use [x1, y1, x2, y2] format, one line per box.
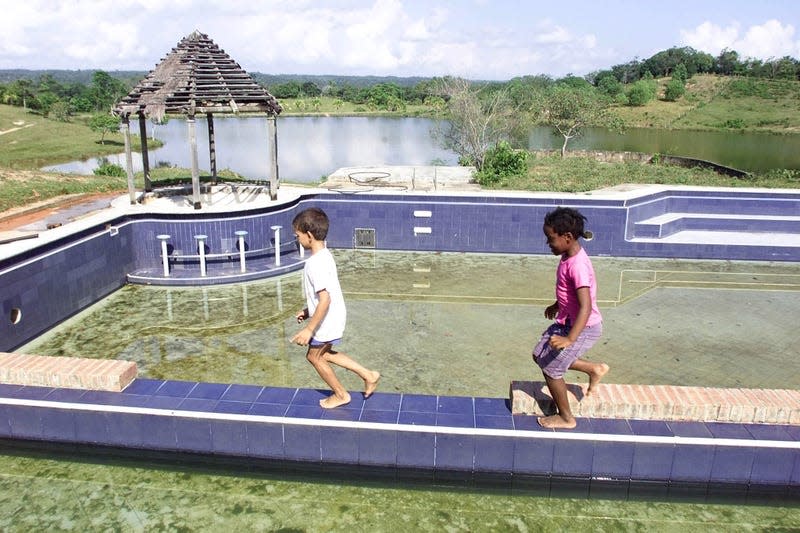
[475, 141, 528, 185]
[663, 79, 686, 101]
[93, 158, 125, 177]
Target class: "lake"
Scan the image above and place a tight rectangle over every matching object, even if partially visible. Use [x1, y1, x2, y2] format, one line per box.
[45, 116, 800, 181]
[46, 116, 459, 183]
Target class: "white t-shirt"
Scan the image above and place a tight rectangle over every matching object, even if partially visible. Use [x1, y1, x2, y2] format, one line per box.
[302, 247, 347, 342]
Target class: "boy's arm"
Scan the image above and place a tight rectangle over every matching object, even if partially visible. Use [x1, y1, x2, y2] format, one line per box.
[291, 289, 330, 345]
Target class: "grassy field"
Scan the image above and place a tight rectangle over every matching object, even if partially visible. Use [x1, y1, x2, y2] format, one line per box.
[0, 104, 154, 169]
[609, 75, 727, 129]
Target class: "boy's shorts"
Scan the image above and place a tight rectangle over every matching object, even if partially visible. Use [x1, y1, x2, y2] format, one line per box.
[310, 337, 342, 347]
[532, 322, 602, 379]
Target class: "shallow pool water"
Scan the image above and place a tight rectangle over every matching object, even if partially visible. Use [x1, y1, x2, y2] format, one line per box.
[23, 250, 800, 394]
[9, 250, 800, 528]
[0, 442, 798, 531]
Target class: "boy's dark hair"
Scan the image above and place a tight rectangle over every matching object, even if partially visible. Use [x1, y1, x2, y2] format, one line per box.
[544, 207, 590, 239]
[292, 207, 329, 240]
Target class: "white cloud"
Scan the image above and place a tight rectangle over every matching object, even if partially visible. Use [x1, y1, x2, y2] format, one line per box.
[681, 19, 800, 59]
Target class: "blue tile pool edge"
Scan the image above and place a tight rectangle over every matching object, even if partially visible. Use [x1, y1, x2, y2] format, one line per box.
[0, 382, 797, 492]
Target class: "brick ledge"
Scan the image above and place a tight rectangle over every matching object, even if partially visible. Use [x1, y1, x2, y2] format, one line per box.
[511, 381, 800, 425]
[0, 353, 137, 392]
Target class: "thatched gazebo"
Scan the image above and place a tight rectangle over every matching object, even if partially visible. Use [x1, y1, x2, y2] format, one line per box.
[114, 30, 283, 206]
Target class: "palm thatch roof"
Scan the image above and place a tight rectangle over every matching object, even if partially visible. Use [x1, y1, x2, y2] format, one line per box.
[114, 30, 281, 120]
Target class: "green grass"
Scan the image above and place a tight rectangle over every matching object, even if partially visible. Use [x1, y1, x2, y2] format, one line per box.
[0, 172, 127, 212]
[492, 152, 800, 193]
[674, 77, 800, 133]
[0, 104, 156, 169]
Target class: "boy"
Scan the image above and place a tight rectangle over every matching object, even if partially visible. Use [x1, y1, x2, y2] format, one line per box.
[534, 207, 609, 429]
[291, 207, 380, 408]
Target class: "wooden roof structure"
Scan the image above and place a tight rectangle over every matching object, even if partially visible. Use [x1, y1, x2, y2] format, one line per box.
[113, 31, 282, 206]
[115, 30, 282, 120]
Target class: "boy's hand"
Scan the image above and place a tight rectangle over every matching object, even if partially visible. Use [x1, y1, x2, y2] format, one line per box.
[544, 303, 559, 320]
[295, 308, 309, 323]
[291, 328, 312, 346]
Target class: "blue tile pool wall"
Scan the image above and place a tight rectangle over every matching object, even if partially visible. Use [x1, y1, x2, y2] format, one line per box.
[2, 189, 799, 351]
[130, 207, 302, 266]
[0, 224, 136, 350]
[314, 195, 623, 255]
[0, 381, 797, 496]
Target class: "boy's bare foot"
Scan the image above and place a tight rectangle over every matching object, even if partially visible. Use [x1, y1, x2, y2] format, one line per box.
[538, 414, 577, 429]
[364, 371, 381, 398]
[586, 363, 610, 396]
[320, 392, 351, 409]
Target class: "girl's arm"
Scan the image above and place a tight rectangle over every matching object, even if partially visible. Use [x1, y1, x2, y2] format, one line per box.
[566, 286, 591, 343]
[549, 286, 591, 349]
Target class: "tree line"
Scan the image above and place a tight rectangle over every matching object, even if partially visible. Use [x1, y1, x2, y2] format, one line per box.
[2, 45, 798, 120]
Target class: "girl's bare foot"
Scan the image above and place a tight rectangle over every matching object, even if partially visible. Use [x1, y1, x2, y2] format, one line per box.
[364, 371, 381, 398]
[586, 363, 610, 396]
[538, 414, 577, 429]
[320, 392, 351, 409]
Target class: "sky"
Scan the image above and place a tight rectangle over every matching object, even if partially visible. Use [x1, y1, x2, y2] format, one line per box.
[1, 0, 799, 80]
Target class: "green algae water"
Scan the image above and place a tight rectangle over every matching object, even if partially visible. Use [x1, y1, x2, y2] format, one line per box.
[23, 251, 800, 392]
[8, 251, 800, 529]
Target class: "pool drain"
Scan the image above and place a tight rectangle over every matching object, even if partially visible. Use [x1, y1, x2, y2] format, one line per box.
[354, 228, 376, 248]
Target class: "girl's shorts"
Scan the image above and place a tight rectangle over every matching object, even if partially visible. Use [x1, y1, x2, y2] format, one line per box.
[532, 322, 602, 379]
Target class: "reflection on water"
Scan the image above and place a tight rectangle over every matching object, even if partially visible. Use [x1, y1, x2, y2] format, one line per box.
[44, 116, 459, 182]
[22, 251, 800, 394]
[10, 251, 800, 528]
[44, 116, 800, 179]
[528, 125, 800, 171]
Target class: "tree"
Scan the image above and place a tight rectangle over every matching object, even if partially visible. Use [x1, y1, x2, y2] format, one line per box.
[7, 79, 34, 108]
[433, 77, 521, 170]
[541, 85, 617, 157]
[49, 101, 71, 122]
[716, 49, 742, 76]
[88, 113, 120, 144]
[663, 78, 686, 101]
[89, 70, 127, 112]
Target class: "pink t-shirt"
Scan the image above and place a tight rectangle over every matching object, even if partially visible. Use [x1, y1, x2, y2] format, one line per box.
[555, 247, 602, 327]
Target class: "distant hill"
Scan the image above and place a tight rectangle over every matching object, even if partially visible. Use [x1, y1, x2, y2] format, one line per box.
[0, 69, 432, 88]
[0, 69, 145, 85]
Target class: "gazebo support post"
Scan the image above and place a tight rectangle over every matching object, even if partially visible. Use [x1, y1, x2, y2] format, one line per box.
[207, 112, 217, 185]
[267, 115, 279, 200]
[121, 116, 136, 204]
[187, 114, 201, 209]
[138, 112, 152, 192]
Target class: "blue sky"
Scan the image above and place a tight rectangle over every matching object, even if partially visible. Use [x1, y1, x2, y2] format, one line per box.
[1, 0, 798, 79]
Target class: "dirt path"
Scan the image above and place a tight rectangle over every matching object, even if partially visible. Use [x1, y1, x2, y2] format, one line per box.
[0, 123, 35, 136]
[0, 191, 122, 231]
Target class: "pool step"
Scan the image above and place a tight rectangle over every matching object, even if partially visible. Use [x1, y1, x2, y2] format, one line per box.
[631, 212, 800, 243]
[510, 381, 800, 425]
[0, 352, 137, 392]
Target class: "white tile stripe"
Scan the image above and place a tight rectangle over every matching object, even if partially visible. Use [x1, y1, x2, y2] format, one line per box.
[0, 397, 797, 450]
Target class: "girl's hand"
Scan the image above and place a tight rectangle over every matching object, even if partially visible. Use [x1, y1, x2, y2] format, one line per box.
[544, 303, 559, 320]
[549, 334, 573, 351]
[295, 309, 309, 323]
